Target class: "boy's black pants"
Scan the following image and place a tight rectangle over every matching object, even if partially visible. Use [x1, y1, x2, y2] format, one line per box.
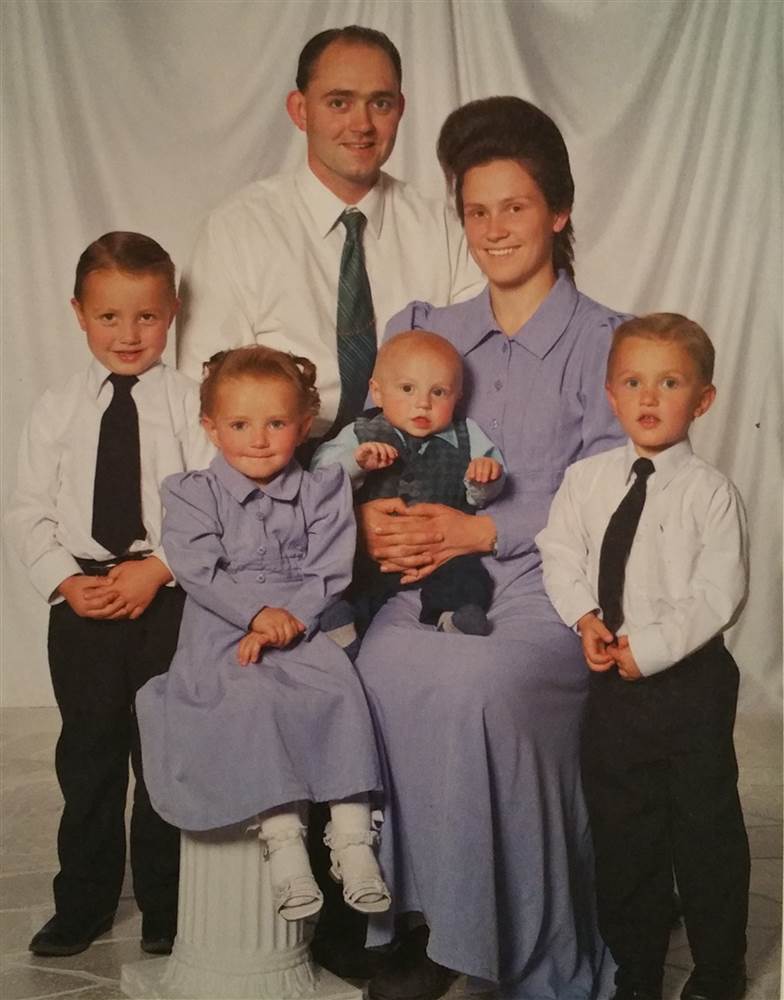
[581, 638, 749, 991]
[47, 584, 184, 931]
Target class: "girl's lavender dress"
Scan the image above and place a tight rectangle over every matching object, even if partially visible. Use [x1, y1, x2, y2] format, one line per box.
[137, 456, 381, 832]
[359, 275, 627, 999]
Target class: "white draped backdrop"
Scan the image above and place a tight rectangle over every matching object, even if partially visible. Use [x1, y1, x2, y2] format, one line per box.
[2, 0, 781, 711]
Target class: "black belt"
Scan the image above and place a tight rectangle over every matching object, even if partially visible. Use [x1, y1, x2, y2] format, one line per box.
[76, 551, 151, 576]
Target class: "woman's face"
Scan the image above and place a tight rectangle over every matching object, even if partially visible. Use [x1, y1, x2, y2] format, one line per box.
[461, 159, 569, 293]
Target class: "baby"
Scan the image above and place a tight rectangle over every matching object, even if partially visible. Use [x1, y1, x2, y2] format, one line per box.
[313, 329, 505, 640]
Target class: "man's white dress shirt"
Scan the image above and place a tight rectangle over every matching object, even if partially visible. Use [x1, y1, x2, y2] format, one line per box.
[535, 439, 748, 676]
[6, 360, 214, 602]
[177, 166, 482, 436]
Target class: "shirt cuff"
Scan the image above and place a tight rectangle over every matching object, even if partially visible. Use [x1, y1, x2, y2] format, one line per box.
[29, 550, 84, 604]
[150, 546, 176, 588]
[625, 626, 673, 677]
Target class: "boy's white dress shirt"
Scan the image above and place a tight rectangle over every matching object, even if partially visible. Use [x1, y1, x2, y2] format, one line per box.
[6, 359, 214, 602]
[535, 438, 748, 676]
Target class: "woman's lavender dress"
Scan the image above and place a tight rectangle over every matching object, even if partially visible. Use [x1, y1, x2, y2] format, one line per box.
[136, 457, 382, 832]
[359, 275, 627, 998]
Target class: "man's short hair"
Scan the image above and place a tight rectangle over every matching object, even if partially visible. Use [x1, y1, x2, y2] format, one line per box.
[607, 313, 715, 384]
[295, 25, 402, 91]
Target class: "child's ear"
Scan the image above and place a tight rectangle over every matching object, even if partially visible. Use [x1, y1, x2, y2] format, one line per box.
[693, 383, 716, 419]
[168, 296, 181, 328]
[369, 378, 383, 408]
[70, 297, 87, 332]
[604, 382, 620, 418]
[201, 415, 220, 449]
[297, 415, 314, 444]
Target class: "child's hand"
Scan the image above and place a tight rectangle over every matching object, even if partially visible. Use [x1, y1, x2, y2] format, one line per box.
[355, 441, 399, 471]
[105, 557, 173, 620]
[58, 574, 123, 618]
[611, 635, 643, 681]
[577, 611, 616, 671]
[466, 457, 503, 484]
[250, 607, 305, 647]
[237, 631, 269, 666]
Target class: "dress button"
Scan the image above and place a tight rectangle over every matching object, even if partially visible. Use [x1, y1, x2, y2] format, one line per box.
[494, 379, 503, 390]
[257, 546, 265, 554]
[492, 419, 499, 429]
[256, 574, 265, 582]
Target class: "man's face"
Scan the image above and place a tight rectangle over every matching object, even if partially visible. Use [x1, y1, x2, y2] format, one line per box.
[286, 40, 404, 204]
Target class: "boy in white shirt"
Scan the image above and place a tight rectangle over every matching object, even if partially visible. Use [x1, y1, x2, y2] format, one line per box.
[5, 232, 212, 959]
[536, 314, 749, 1000]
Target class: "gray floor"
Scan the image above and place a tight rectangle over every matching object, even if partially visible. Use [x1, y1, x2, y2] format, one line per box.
[1, 706, 781, 1000]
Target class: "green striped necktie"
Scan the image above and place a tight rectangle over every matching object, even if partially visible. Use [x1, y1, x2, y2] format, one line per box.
[332, 208, 377, 434]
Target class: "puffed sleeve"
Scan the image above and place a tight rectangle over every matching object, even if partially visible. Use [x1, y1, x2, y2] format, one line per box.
[161, 472, 268, 630]
[577, 313, 628, 460]
[383, 301, 435, 342]
[284, 466, 356, 634]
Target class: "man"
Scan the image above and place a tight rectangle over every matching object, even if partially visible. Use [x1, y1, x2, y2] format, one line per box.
[176, 24, 482, 980]
[177, 25, 481, 439]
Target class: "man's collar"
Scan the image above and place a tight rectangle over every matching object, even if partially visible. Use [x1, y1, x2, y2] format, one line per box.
[622, 437, 693, 489]
[88, 357, 163, 397]
[456, 272, 579, 358]
[296, 165, 385, 239]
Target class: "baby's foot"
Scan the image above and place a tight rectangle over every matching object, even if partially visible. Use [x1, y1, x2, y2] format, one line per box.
[437, 604, 491, 636]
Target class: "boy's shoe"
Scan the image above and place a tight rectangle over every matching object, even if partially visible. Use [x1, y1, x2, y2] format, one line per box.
[29, 912, 114, 956]
[141, 912, 176, 955]
[680, 964, 746, 1000]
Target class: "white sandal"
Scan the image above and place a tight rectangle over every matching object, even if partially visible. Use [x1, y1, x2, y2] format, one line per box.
[259, 825, 323, 922]
[323, 823, 391, 914]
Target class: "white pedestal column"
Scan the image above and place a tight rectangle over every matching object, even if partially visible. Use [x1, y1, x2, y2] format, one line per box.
[121, 827, 361, 1000]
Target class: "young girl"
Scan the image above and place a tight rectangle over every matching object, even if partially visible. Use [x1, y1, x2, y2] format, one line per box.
[135, 345, 390, 922]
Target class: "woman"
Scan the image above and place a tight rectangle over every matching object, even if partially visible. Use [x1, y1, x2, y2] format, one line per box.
[357, 97, 627, 999]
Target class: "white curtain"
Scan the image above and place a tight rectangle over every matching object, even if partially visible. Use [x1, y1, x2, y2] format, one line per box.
[2, 0, 781, 710]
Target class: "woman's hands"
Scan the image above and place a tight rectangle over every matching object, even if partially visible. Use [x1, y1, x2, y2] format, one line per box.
[357, 498, 497, 584]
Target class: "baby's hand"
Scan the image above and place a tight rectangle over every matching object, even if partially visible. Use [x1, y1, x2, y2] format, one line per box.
[355, 441, 399, 471]
[611, 635, 643, 681]
[237, 631, 268, 667]
[466, 457, 503, 485]
[577, 611, 616, 672]
[250, 607, 305, 647]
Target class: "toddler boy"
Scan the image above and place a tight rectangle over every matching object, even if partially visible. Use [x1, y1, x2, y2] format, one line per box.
[313, 329, 505, 639]
[5, 232, 213, 957]
[536, 313, 749, 1000]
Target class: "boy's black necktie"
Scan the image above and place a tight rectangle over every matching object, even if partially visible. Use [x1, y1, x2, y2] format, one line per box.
[92, 373, 145, 556]
[332, 208, 377, 434]
[597, 457, 655, 635]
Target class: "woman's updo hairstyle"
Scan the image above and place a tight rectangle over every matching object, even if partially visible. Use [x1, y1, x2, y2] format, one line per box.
[437, 96, 575, 279]
[200, 346, 320, 420]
